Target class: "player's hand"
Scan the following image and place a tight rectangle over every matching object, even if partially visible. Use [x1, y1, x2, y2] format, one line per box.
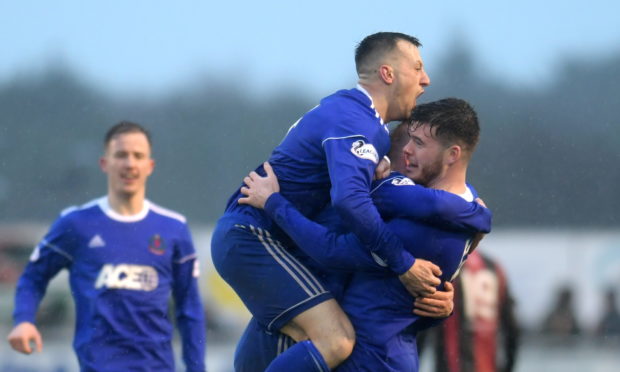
[374, 156, 391, 180]
[238, 162, 280, 209]
[413, 281, 454, 318]
[7, 322, 43, 355]
[399, 259, 442, 297]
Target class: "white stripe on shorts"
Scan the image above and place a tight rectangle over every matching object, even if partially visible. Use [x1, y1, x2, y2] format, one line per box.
[249, 225, 319, 297]
[263, 228, 326, 294]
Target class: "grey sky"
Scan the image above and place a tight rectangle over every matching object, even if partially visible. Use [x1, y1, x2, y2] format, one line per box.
[1, 0, 618, 96]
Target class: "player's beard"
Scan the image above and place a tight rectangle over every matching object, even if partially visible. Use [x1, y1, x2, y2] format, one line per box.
[410, 156, 443, 187]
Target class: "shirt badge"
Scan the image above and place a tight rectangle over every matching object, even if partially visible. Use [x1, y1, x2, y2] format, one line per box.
[148, 234, 166, 255]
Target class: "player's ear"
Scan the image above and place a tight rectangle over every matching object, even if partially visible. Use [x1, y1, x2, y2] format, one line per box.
[447, 145, 461, 165]
[144, 158, 155, 178]
[99, 156, 107, 173]
[378, 65, 395, 84]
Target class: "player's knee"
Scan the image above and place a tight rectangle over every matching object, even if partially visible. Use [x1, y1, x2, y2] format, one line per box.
[331, 333, 355, 363]
[321, 326, 355, 366]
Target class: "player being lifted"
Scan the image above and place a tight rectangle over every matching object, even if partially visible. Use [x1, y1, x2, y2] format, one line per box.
[239, 98, 491, 371]
[7, 122, 206, 372]
[211, 32, 487, 371]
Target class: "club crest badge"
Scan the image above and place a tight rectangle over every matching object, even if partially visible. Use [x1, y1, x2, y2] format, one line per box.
[148, 234, 166, 255]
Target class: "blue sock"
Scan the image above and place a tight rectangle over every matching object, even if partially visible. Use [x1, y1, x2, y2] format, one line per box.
[264, 340, 330, 372]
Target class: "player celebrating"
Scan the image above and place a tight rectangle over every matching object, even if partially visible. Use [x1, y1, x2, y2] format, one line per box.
[239, 98, 490, 371]
[211, 32, 437, 372]
[7, 122, 206, 372]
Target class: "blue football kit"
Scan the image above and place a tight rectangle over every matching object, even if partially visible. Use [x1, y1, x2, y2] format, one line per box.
[212, 86, 398, 339]
[13, 197, 206, 372]
[211, 85, 490, 371]
[212, 86, 487, 328]
[234, 173, 491, 372]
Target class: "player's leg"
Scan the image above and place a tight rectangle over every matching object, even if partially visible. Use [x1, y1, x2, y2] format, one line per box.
[234, 317, 297, 372]
[211, 218, 339, 371]
[264, 299, 355, 371]
[284, 299, 355, 366]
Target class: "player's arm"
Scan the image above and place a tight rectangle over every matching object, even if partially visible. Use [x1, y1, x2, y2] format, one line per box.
[323, 137, 441, 296]
[9, 217, 74, 354]
[240, 163, 437, 275]
[171, 227, 207, 372]
[240, 163, 383, 271]
[371, 175, 492, 233]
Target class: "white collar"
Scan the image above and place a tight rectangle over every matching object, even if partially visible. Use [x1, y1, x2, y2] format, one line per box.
[97, 196, 150, 222]
[457, 186, 475, 202]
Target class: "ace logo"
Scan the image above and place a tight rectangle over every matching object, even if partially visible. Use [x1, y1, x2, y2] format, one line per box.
[95, 264, 159, 291]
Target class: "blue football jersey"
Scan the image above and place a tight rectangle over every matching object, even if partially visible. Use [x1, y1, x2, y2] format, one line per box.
[224, 86, 415, 274]
[260, 174, 490, 370]
[13, 197, 206, 372]
[263, 172, 491, 275]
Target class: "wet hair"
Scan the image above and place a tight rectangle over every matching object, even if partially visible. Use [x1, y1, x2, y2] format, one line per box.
[355, 32, 421, 76]
[104, 121, 152, 148]
[409, 98, 480, 155]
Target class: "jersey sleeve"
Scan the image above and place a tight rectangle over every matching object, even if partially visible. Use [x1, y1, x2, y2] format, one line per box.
[171, 224, 207, 372]
[371, 175, 492, 233]
[322, 137, 415, 275]
[13, 215, 76, 325]
[265, 192, 391, 272]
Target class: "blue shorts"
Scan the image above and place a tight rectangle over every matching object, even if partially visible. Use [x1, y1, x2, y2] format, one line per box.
[234, 317, 295, 372]
[211, 214, 333, 332]
[335, 333, 419, 372]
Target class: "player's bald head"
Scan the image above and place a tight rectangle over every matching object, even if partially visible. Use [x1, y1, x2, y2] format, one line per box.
[355, 32, 422, 77]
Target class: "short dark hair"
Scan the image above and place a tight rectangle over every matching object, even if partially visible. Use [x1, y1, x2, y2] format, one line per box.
[409, 98, 480, 155]
[388, 122, 410, 162]
[104, 121, 152, 148]
[355, 32, 421, 76]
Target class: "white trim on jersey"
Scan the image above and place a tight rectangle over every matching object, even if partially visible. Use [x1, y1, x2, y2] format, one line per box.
[175, 252, 197, 265]
[42, 238, 74, 261]
[60, 198, 100, 217]
[96, 197, 150, 222]
[369, 175, 408, 194]
[356, 83, 383, 124]
[321, 134, 365, 147]
[149, 202, 187, 223]
[458, 186, 475, 202]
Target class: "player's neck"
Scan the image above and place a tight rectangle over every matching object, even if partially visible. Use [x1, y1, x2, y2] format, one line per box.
[429, 167, 468, 195]
[358, 81, 389, 122]
[107, 192, 146, 216]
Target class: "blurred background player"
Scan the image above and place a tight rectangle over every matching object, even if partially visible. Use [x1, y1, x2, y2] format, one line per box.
[7, 121, 207, 372]
[540, 285, 581, 338]
[417, 249, 520, 372]
[595, 288, 620, 339]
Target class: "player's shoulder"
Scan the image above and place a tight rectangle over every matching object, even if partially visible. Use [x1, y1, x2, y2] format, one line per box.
[370, 172, 416, 194]
[319, 87, 374, 118]
[59, 196, 105, 219]
[148, 200, 188, 224]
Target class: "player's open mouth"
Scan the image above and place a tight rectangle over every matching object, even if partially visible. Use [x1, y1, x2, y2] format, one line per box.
[121, 173, 138, 181]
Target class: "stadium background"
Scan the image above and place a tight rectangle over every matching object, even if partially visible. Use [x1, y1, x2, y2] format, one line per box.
[1, 1, 619, 371]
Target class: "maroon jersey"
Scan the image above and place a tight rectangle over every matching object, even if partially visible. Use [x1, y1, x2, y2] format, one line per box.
[420, 250, 519, 372]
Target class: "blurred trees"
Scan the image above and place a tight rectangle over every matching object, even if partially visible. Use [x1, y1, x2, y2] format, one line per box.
[0, 46, 618, 227]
